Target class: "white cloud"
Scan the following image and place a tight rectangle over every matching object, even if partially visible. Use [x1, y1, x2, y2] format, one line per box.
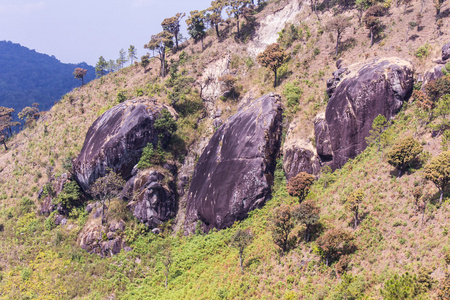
[131, 0, 154, 8]
[0, 1, 45, 14]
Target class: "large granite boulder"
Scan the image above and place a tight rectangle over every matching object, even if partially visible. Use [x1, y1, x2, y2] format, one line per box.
[73, 98, 172, 192]
[185, 94, 283, 232]
[319, 57, 414, 170]
[124, 169, 177, 229]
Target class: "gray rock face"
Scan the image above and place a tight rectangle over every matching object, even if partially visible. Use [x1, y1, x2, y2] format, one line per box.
[314, 113, 333, 163]
[125, 169, 177, 229]
[185, 94, 283, 232]
[73, 98, 170, 192]
[443, 42, 450, 61]
[320, 57, 414, 169]
[422, 65, 445, 89]
[283, 145, 321, 180]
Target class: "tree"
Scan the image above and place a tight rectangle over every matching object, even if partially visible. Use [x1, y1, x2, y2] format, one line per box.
[145, 31, 174, 77]
[226, 0, 251, 39]
[230, 229, 253, 273]
[434, 95, 450, 133]
[117, 48, 127, 69]
[346, 189, 364, 229]
[0, 132, 6, 150]
[161, 13, 185, 52]
[386, 136, 423, 177]
[366, 114, 388, 150]
[128, 45, 137, 65]
[18, 103, 40, 127]
[287, 172, 315, 203]
[364, 5, 386, 47]
[73, 68, 87, 86]
[270, 204, 296, 253]
[95, 56, 108, 77]
[423, 151, 450, 203]
[257, 43, 288, 87]
[89, 169, 126, 225]
[316, 228, 355, 266]
[326, 16, 352, 56]
[186, 10, 207, 51]
[0, 107, 20, 137]
[292, 199, 320, 242]
[107, 59, 117, 73]
[207, 0, 226, 38]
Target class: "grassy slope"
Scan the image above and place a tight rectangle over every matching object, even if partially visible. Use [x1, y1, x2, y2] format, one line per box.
[0, 0, 449, 298]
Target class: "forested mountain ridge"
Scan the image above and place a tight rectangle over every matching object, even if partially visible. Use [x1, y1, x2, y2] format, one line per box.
[0, 0, 450, 298]
[0, 41, 95, 114]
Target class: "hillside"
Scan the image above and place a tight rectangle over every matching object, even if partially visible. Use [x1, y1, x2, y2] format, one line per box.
[0, 0, 450, 299]
[0, 41, 95, 115]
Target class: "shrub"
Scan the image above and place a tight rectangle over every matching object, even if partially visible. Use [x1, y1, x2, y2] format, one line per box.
[116, 90, 127, 103]
[415, 43, 431, 59]
[53, 180, 82, 213]
[154, 109, 177, 148]
[386, 136, 423, 176]
[381, 272, 424, 299]
[20, 197, 35, 215]
[137, 143, 166, 169]
[283, 81, 303, 107]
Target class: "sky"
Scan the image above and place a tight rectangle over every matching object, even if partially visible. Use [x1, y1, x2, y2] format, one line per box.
[0, 0, 213, 66]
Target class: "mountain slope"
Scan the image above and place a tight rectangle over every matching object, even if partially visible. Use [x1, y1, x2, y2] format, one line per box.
[0, 41, 96, 114]
[0, 0, 449, 298]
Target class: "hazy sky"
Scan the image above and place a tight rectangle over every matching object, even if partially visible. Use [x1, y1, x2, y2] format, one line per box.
[0, 0, 212, 66]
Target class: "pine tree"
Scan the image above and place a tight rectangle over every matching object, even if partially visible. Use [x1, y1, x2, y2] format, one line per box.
[161, 13, 185, 51]
[145, 31, 174, 77]
[128, 45, 137, 65]
[95, 56, 108, 77]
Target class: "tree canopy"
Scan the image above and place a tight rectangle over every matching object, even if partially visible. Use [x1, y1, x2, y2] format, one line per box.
[161, 13, 185, 51]
[386, 136, 422, 177]
[145, 31, 174, 77]
[257, 43, 288, 87]
[423, 151, 450, 203]
[287, 171, 315, 202]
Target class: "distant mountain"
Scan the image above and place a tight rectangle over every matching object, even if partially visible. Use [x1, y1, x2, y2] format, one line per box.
[0, 40, 95, 114]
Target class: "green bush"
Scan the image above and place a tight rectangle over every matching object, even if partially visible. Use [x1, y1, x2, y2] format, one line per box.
[283, 81, 303, 107]
[414, 43, 431, 59]
[116, 90, 127, 103]
[53, 180, 82, 213]
[20, 197, 34, 214]
[137, 143, 166, 169]
[381, 273, 423, 299]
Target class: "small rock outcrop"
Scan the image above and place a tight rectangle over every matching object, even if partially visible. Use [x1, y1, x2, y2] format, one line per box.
[124, 169, 177, 229]
[185, 94, 283, 232]
[319, 57, 414, 169]
[442, 42, 450, 61]
[78, 219, 129, 257]
[282, 118, 321, 180]
[73, 98, 172, 192]
[39, 173, 73, 215]
[423, 42, 450, 87]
